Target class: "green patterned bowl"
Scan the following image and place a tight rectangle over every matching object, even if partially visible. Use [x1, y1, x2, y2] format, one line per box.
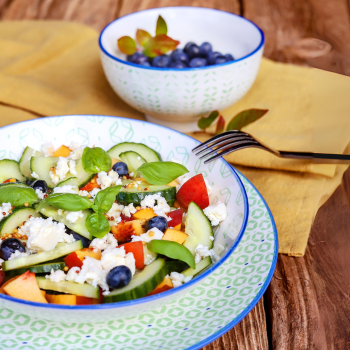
[99, 7, 264, 132]
[0, 115, 248, 323]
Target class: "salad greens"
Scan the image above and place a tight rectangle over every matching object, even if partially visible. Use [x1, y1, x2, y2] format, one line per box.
[36, 193, 93, 212]
[82, 147, 112, 174]
[85, 212, 110, 239]
[0, 185, 38, 207]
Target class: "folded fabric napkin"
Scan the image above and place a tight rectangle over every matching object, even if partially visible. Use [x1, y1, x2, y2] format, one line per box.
[1, 20, 350, 256]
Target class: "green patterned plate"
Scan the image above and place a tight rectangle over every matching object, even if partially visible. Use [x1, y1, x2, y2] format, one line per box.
[0, 171, 277, 350]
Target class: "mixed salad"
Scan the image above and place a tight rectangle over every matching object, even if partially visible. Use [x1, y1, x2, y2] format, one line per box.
[0, 141, 228, 305]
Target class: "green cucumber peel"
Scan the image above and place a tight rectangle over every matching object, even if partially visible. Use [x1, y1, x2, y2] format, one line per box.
[82, 147, 112, 174]
[136, 161, 188, 185]
[147, 240, 195, 269]
[36, 193, 93, 212]
[0, 184, 38, 206]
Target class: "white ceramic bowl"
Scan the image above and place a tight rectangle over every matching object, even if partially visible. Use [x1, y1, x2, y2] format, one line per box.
[0, 115, 248, 323]
[99, 7, 264, 132]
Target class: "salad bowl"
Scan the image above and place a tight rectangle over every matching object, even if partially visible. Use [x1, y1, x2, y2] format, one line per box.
[99, 7, 264, 132]
[0, 115, 248, 323]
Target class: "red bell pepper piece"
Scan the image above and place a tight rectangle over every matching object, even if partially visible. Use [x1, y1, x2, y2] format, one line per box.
[176, 174, 209, 209]
[118, 241, 145, 269]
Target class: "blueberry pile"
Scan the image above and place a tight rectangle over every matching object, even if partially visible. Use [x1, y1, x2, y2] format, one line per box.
[127, 42, 234, 68]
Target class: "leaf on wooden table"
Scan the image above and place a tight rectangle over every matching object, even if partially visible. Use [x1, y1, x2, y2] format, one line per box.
[198, 110, 219, 130]
[156, 15, 167, 35]
[215, 115, 226, 134]
[143, 35, 180, 57]
[226, 109, 268, 131]
[136, 29, 152, 47]
[117, 36, 136, 55]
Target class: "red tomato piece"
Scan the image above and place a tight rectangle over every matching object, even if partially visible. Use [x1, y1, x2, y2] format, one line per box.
[63, 252, 83, 269]
[0, 271, 5, 287]
[176, 174, 209, 209]
[167, 208, 183, 228]
[118, 241, 145, 269]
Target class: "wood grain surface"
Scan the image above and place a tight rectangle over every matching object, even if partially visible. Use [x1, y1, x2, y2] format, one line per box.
[1, 0, 350, 349]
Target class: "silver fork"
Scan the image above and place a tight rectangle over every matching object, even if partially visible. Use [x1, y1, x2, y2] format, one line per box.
[192, 130, 350, 164]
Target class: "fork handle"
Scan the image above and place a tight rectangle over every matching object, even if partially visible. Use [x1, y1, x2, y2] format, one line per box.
[279, 151, 350, 164]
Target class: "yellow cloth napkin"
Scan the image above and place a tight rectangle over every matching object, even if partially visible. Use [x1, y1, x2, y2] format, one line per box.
[1, 20, 350, 256]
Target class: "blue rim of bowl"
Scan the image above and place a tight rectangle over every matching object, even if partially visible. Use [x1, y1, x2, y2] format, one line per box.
[0, 114, 249, 311]
[188, 168, 278, 350]
[98, 6, 265, 71]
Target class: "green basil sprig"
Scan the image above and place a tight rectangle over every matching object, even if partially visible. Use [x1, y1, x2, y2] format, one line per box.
[0, 184, 38, 207]
[147, 240, 195, 269]
[82, 147, 112, 174]
[86, 185, 122, 238]
[136, 161, 188, 185]
[36, 193, 93, 212]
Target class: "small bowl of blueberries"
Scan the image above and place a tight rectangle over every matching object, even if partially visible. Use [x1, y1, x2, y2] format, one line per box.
[99, 7, 264, 132]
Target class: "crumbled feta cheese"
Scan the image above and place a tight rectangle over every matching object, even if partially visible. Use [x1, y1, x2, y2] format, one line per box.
[68, 141, 81, 151]
[89, 233, 118, 251]
[67, 144, 85, 160]
[106, 203, 124, 219]
[79, 190, 89, 197]
[169, 272, 192, 288]
[35, 189, 45, 200]
[122, 203, 136, 218]
[18, 217, 74, 252]
[66, 266, 80, 282]
[194, 244, 214, 264]
[124, 252, 136, 276]
[65, 211, 84, 224]
[131, 227, 164, 243]
[69, 159, 77, 175]
[129, 172, 134, 177]
[40, 141, 54, 157]
[53, 185, 77, 194]
[89, 188, 101, 199]
[31, 172, 39, 179]
[204, 179, 212, 195]
[45, 269, 66, 283]
[50, 157, 70, 184]
[0, 203, 12, 221]
[140, 193, 170, 218]
[97, 170, 122, 189]
[209, 236, 214, 241]
[203, 202, 228, 226]
[184, 276, 193, 283]
[8, 250, 29, 260]
[100, 246, 136, 276]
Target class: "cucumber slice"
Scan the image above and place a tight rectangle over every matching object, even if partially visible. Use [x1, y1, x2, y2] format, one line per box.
[36, 278, 99, 299]
[2, 241, 83, 271]
[39, 206, 92, 240]
[117, 184, 176, 206]
[108, 142, 161, 163]
[104, 258, 167, 303]
[30, 156, 58, 188]
[166, 260, 189, 273]
[184, 202, 214, 255]
[119, 151, 147, 173]
[56, 177, 79, 192]
[19, 147, 43, 179]
[182, 256, 212, 277]
[0, 208, 41, 235]
[74, 159, 94, 188]
[6, 260, 66, 278]
[0, 159, 26, 183]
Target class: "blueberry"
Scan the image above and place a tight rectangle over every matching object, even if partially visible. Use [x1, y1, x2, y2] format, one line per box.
[127, 52, 148, 64]
[225, 53, 234, 62]
[145, 216, 168, 232]
[199, 42, 212, 57]
[68, 229, 91, 248]
[189, 57, 207, 68]
[26, 179, 34, 186]
[107, 265, 132, 289]
[112, 162, 129, 176]
[184, 42, 196, 54]
[214, 55, 227, 65]
[151, 55, 171, 68]
[0, 238, 26, 261]
[169, 61, 188, 69]
[207, 51, 222, 65]
[31, 180, 48, 193]
[170, 49, 189, 64]
[186, 44, 201, 59]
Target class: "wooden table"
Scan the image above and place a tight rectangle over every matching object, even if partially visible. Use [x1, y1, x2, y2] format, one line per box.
[1, 1, 350, 349]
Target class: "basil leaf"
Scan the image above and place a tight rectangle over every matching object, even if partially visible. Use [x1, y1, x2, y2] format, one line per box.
[94, 186, 122, 213]
[37, 193, 93, 212]
[198, 110, 219, 130]
[226, 109, 268, 131]
[147, 240, 195, 269]
[136, 162, 188, 185]
[86, 212, 110, 238]
[0, 185, 38, 207]
[82, 147, 112, 174]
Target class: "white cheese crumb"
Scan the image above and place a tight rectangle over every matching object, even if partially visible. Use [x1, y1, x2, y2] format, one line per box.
[69, 159, 77, 175]
[89, 187, 101, 199]
[35, 189, 45, 200]
[50, 157, 70, 184]
[66, 266, 80, 282]
[97, 170, 122, 189]
[89, 233, 118, 251]
[40, 141, 54, 157]
[203, 202, 228, 226]
[129, 172, 134, 177]
[68, 141, 81, 151]
[209, 236, 214, 241]
[169, 272, 192, 288]
[121, 203, 137, 218]
[194, 244, 214, 264]
[140, 193, 170, 218]
[45, 269, 66, 283]
[79, 190, 89, 197]
[8, 250, 29, 260]
[31, 172, 39, 179]
[131, 227, 164, 243]
[106, 203, 124, 219]
[53, 185, 77, 194]
[65, 211, 84, 223]
[0, 203, 12, 221]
